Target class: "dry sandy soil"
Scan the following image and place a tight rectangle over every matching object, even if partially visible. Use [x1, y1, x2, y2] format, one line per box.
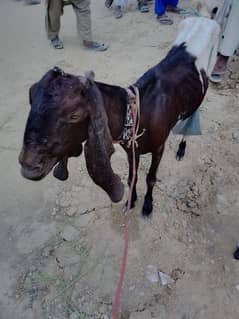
[1, 1, 239, 318]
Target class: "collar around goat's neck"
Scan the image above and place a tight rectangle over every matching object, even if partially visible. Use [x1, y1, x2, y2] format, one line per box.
[113, 85, 145, 148]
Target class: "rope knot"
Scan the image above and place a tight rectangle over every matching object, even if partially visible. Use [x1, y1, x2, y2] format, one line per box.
[121, 86, 146, 148]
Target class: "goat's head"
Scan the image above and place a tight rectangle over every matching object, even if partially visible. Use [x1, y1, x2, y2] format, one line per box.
[19, 67, 124, 203]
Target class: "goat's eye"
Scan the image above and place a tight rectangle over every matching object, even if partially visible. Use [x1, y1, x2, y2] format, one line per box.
[41, 137, 48, 145]
[71, 115, 79, 120]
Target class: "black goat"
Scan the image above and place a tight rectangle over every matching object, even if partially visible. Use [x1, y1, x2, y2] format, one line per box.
[19, 17, 220, 215]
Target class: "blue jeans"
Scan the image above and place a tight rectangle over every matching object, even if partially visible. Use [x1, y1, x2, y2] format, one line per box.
[155, 0, 178, 16]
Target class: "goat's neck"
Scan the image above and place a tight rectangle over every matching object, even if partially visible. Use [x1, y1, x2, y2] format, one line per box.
[96, 81, 127, 140]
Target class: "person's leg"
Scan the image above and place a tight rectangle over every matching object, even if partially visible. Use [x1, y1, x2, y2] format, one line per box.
[165, 0, 180, 12]
[115, 0, 128, 5]
[211, 0, 239, 82]
[45, 0, 64, 48]
[218, 0, 239, 58]
[212, 54, 229, 74]
[72, 0, 108, 51]
[138, 0, 149, 13]
[105, 0, 113, 8]
[155, 0, 173, 24]
[155, 0, 166, 16]
[72, 0, 92, 42]
[112, 1, 128, 19]
[114, 5, 123, 18]
[113, 0, 125, 18]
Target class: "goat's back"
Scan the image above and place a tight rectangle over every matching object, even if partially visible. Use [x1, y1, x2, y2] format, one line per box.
[135, 18, 220, 152]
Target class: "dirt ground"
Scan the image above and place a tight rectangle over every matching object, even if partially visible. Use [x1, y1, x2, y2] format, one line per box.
[1, 1, 239, 318]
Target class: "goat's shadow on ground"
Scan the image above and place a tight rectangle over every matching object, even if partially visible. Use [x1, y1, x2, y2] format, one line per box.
[110, 199, 145, 241]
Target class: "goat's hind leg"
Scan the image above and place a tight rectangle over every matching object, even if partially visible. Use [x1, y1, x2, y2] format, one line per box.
[176, 136, 187, 161]
[142, 146, 164, 216]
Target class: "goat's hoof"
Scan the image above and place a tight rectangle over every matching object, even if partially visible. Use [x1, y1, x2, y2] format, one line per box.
[176, 140, 186, 161]
[176, 153, 184, 161]
[53, 165, 69, 181]
[123, 200, 136, 213]
[142, 202, 153, 217]
[233, 246, 239, 260]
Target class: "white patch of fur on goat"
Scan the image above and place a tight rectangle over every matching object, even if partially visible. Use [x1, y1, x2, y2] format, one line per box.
[174, 17, 220, 91]
[190, 0, 221, 17]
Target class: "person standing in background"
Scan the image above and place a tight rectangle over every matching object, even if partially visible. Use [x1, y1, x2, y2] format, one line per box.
[210, 0, 239, 83]
[105, 0, 149, 19]
[46, 0, 108, 51]
[155, 0, 182, 25]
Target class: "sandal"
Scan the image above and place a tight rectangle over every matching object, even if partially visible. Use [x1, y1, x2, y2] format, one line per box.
[50, 35, 64, 49]
[210, 68, 226, 84]
[157, 14, 173, 25]
[138, 1, 149, 13]
[166, 5, 184, 14]
[209, 73, 224, 83]
[114, 5, 123, 19]
[83, 41, 108, 52]
[105, 0, 113, 8]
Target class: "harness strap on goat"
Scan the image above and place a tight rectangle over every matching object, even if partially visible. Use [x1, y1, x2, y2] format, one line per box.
[121, 85, 145, 147]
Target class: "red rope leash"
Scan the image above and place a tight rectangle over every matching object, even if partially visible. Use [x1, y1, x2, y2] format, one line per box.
[112, 95, 137, 319]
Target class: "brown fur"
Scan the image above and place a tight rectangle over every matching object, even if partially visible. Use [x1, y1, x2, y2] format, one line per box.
[19, 44, 208, 215]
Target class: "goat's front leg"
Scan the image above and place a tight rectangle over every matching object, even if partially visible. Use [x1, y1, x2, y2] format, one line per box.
[142, 146, 164, 216]
[125, 151, 140, 210]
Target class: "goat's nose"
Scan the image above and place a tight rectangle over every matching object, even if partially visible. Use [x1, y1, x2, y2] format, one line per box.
[22, 161, 43, 171]
[32, 162, 44, 171]
[19, 152, 44, 171]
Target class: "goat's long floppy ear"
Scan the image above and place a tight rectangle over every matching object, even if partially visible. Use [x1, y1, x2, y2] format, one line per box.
[83, 76, 124, 203]
[29, 82, 38, 105]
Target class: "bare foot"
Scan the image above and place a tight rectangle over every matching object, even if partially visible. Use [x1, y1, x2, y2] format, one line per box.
[210, 54, 229, 83]
[212, 54, 229, 75]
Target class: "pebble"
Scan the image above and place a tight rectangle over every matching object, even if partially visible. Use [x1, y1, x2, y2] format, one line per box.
[232, 132, 238, 140]
[51, 208, 57, 216]
[70, 313, 78, 319]
[145, 265, 159, 283]
[42, 247, 53, 257]
[159, 271, 175, 286]
[223, 264, 230, 273]
[235, 284, 239, 291]
[99, 304, 107, 314]
[66, 207, 78, 217]
[61, 225, 79, 241]
[129, 310, 152, 319]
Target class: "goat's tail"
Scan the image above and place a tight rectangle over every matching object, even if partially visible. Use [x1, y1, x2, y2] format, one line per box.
[176, 137, 186, 161]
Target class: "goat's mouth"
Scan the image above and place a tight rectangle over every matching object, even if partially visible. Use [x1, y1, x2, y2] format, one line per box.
[21, 167, 46, 181]
[20, 159, 58, 181]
